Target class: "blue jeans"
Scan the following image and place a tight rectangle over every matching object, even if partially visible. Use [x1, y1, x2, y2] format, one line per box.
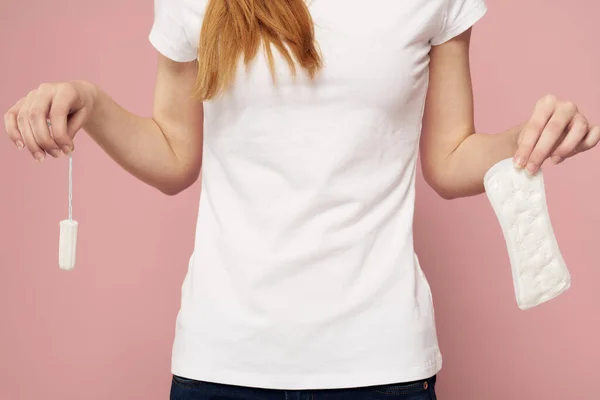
[170, 375, 437, 400]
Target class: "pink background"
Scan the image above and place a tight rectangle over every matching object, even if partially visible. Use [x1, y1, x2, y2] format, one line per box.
[1, 0, 599, 399]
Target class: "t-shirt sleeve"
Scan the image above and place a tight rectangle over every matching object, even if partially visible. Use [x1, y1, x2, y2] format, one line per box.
[149, 0, 198, 62]
[430, 0, 487, 46]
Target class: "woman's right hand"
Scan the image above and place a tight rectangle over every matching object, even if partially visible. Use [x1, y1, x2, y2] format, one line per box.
[4, 80, 97, 161]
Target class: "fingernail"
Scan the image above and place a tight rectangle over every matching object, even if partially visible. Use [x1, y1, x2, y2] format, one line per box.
[34, 152, 45, 162]
[62, 146, 72, 155]
[526, 163, 537, 175]
[514, 156, 525, 168]
[551, 156, 563, 165]
[49, 149, 61, 158]
[16, 140, 24, 149]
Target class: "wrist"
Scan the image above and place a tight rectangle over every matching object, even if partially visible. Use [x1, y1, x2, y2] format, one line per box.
[71, 80, 98, 108]
[70, 80, 101, 131]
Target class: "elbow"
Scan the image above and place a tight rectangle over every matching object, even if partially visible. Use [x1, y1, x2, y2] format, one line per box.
[157, 167, 200, 196]
[159, 184, 187, 196]
[422, 168, 458, 200]
[159, 179, 195, 196]
[434, 186, 459, 200]
[429, 181, 459, 200]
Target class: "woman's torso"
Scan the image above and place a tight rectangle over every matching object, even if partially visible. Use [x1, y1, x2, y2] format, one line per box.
[151, 0, 486, 390]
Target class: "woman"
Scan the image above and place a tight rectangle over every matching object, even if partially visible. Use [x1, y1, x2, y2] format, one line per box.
[4, 0, 598, 399]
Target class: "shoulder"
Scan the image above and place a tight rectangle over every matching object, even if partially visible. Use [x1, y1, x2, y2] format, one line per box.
[150, 0, 208, 61]
[178, 0, 209, 51]
[430, 0, 487, 46]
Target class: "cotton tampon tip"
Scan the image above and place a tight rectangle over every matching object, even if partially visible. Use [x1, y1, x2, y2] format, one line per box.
[59, 220, 78, 270]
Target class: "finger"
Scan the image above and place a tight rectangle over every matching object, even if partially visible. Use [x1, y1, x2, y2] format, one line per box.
[30, 84, 61, 158]
[526, 101, 577, 174]
[514, 95, 556, 169]
[48, 83, 77, 154]
[17, 92, 45, 162]
[577, 125, 600, 153]
[4, 98, 26, 149]
[550, 113, 588, 164]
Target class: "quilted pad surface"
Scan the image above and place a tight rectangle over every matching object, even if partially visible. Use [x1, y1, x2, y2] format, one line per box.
[484, 158, 571, 310]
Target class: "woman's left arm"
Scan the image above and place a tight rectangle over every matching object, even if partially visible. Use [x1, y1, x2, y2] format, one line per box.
[420, 28, 600, 200]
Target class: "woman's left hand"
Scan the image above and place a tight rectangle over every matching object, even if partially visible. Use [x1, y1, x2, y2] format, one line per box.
[514, 94, 600, 174]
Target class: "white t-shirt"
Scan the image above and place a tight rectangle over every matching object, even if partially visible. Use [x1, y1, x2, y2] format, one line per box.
[149, 0, 487, 390]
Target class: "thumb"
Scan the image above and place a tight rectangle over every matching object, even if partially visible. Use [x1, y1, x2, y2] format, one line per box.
[65, 108, 89, 151]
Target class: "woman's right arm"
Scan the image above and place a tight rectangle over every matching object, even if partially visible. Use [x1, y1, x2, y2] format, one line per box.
[4, 54, 204, 195]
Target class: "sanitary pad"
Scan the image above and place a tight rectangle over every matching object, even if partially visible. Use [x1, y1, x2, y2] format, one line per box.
[484, 158, 571, 310]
